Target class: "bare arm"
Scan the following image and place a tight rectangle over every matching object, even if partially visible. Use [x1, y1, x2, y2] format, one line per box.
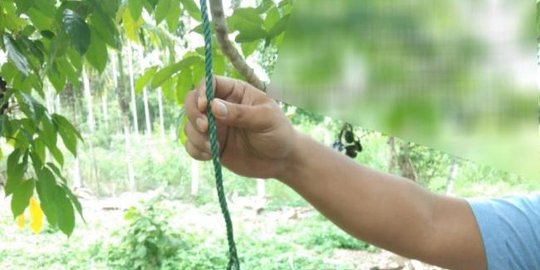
[281, 133, 486, 270]
[184, 76, 487, 270]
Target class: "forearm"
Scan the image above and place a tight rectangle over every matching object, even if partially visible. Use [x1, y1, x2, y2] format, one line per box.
[279, 132, 486, 269]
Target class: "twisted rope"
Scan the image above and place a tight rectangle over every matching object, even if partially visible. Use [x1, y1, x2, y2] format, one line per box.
[199, 0, 240, 269]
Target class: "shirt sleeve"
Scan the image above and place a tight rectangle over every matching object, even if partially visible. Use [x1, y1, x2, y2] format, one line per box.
[467, 193, 540, 270]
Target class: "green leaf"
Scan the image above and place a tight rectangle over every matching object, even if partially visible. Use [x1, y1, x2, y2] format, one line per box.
[128, 0, 144, 20]
[241, 41, 260, 58]
[180, 0, 200, 21]
[48, 67, 67, 92]
[52, 114, 83, 140]
[88, 13, 120, 49]
[50, 114, 81, 157]
[268, 14, 290, 38]
[55, 58, 79, 89]
[3, 34, 30, 76]
[57, 125, 78, 157]
[33, 138, 47, 165]
[257, 0, 275, 13]
[176, 69, 193, 105]
[231, 8, 264, 26]
[155, 0, 172, 24]
[122, 8, 143, 42]
[41, 114, 58, 146]
[62, 9, 91, 55]
[5, 149, 24, 196]
[85, 30, 108, 73]
[264, 6, 280, 30]
[135, 66, 158, 94]
[14, 0, 34, 14]
[166, 0, 182, 31]
[27, 8, 54, 31]
[10, 179, 35, 218]
[151, 56, 200, 89]
[62, 184, 85, 222]
[36, 167, 58, 226]
[55, 186, 75, 236]
[235, 30, 268, 43]
[48, 144, 64, 166]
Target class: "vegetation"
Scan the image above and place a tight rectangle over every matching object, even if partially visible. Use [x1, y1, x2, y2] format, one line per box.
[0, 0, 536, 269]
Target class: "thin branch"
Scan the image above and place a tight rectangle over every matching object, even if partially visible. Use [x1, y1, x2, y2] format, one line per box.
[209, 0, 267, 92]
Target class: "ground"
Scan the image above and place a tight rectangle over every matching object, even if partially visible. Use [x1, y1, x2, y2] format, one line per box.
[0, 191, 445, 270]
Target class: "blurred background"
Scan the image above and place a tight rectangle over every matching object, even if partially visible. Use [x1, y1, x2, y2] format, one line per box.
[270, 0, 539, 179]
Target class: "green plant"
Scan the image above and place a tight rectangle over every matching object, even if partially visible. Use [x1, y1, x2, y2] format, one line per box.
[107, 198, 183, 270]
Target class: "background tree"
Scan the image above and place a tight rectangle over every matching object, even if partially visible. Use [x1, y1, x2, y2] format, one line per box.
[0, 0, 291, 235]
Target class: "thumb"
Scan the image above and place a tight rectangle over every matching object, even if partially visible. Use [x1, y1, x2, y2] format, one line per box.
[211, 98, 272, 130]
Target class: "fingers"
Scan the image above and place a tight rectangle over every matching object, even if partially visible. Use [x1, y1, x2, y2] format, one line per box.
[211, 98, 276, 131]
[184, 123, 211, 161]
[196, 76, 263, 105]
[185, 141, 211, 161]
[185, 90, 208, 133]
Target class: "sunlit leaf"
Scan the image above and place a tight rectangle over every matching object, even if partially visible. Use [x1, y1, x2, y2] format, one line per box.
[151, 56, 200, 89]
[3, 34, 30, 76]
[16, 214, 25, 229]
[180, 0, 200, 21]
[268, 14, 290, 38]
[29, 197, 44, 234]
[155, 0, 172, 24]
[135, 66, 158, 94]
[128, 0, 144, 20]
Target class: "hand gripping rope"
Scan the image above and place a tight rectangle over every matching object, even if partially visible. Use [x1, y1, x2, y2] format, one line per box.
[199, 0, 240, 269]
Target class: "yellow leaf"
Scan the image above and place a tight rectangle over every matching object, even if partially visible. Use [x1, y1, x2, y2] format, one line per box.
[16, 214, 25, 229]
[29, 197, 44, 234]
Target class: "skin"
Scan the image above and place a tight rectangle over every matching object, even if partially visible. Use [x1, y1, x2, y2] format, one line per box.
[184, 76, 488, 270]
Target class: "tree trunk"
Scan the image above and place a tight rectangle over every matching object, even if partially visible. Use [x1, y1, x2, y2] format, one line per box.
[101, 92, 109, 127]
[72, 157, 82, 188]
[127, 42, 139, 136]
[387, 137, 398, 173]
[157, 88, 165, 141]
[256, 179, 266, 199]
[445, 160, 459, 195]
[397, 142, 418, 182]
[191, 159, 200, 197]
[63, 84, 83, 187]
[124, 125, 136, 191]
[388, 138, 418, 181]
[115, 51, 130, 118]
[82, 68, 95, 132]
[142, 88, 152, 136]
[44, 83, 54, 113]
[55, 93, 61, 114]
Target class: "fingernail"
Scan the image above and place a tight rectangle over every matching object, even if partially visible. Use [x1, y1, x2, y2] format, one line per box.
[213, 99, 227, 117]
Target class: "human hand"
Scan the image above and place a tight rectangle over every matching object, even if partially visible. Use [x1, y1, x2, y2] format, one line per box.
[183, 76, 298, 180]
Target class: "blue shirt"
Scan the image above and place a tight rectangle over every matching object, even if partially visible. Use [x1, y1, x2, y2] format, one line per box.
[468, 194, 540, 270]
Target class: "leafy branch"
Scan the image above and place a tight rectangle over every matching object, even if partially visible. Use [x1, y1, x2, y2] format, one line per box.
[209, 0, 266, 91]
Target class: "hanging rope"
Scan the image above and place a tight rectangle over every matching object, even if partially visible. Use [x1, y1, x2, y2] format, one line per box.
[199, 0, 240, 269]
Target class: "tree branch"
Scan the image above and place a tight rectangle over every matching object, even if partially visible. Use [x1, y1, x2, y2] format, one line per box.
[209, 0, 267, 92]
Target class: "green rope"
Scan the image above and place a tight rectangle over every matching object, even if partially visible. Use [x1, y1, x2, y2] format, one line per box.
[199, 1, 240, 269]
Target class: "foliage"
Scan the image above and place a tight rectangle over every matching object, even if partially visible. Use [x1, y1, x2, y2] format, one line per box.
[107, 198, 183, 269]
[0, 0, 292, 235]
